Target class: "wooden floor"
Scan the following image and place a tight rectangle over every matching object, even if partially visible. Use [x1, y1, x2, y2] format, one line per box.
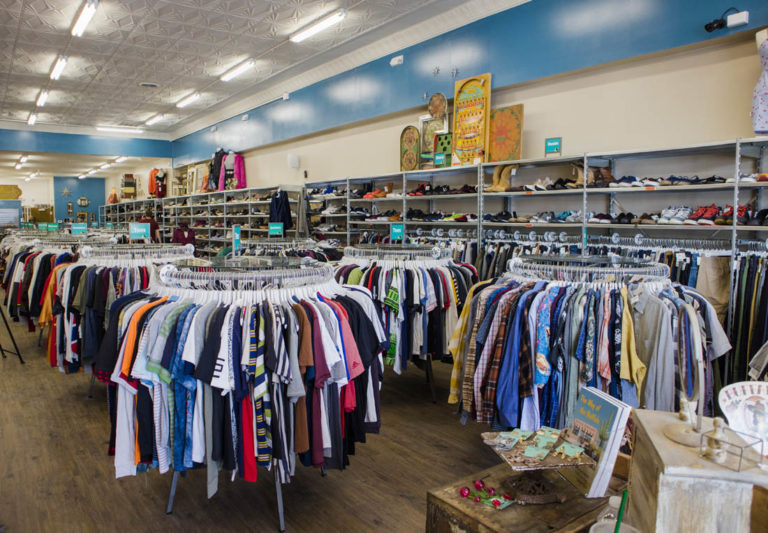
[0, 319, 499, 532]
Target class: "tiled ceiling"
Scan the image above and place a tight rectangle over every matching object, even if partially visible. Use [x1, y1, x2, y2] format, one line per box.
[0, 0, 463, 133]
[0, 150, 170, 180]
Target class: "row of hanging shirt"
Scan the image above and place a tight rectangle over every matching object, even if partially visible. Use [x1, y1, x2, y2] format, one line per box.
[448, 255, 731, 431]
[33, 245, 195, 372]
[87, 261, 387, 493]
[335, 248, 478, 373]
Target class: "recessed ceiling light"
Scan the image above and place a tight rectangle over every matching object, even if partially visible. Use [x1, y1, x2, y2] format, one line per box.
[27, 113, 37, 125]
[50, 56, 68, 80]
[139, 82, 159, 89]
[19, 155, 28, 163]
[145, 114, 164, 126]
[289, 8, 347, 43]
[14, 163, 22, 170]
[176, 92, 200, 108]
[96, 126, 144, 134]
[115, 156, 128, 163]
[220, 59, 255, 82]
[36, 90, 48, 107]
[71, 0, 98, 37]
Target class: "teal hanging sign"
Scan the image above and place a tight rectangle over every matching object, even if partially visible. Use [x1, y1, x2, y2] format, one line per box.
[71, 223, 87, 235]
[544, 137, 562, 155]
[233, 225, 241, 252]
[268, 222, 284, 237]
[38, 223, 48, 231]
[129, 222, 150, 240]
[390, 223, 404, 240]
[48, 223, 59, 232]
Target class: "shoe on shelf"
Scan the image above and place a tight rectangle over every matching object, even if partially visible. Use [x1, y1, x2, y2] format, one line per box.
[696, 205, 720, 225]
[736, 205, 752, 225]
[669, 206, 692, 224]
[740, 174, 757, 183]
[616, 212, 635, 224]
[610, 176, 641, 188]
[409, 183, 426, 196]
[536, 177, 554, 191]
[747, 208, 768, 226]
[638, 213, 659, 224]
[642, 178, 661, 188]
[758, 173, 768, 182]
[552, 211, 571, 223]
[684, 205, 708, 225]
[715, 205, 732, 225]
[657, 205, 679, 224]
[565, 211, 584, 223]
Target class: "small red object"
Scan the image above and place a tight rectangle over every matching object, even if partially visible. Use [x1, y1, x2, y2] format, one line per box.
[492, 499, 501, 508]
[486, 487, 495, 496]
[473, 480, 485, 490]
[473, 496, 482, 503]
[459, 487, 470, 498]
[503, 493, 512, 501]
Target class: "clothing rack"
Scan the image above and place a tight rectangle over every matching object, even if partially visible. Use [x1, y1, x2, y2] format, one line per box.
[589, 234, 733, 253]
[151, 258, 343, 532]
[78, 243, 195, 260]
[507, 254, 670, 283]
[343, 244, 452, 261]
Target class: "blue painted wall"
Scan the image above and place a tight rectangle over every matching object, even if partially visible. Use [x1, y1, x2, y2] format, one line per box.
[172, 0, 768, 166]
[0, 129, 171, 158]
[53, 176, 105, 224]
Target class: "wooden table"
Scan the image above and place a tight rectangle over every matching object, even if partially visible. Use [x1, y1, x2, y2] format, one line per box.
[426, 464, 625, 533]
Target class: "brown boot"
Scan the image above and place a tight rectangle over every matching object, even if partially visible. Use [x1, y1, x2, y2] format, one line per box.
[499, 164, 517, 192]
[488, 165, 505, 191]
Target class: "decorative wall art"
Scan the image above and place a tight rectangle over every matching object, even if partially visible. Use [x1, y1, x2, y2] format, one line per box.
[451, 73, 492, 165]
[400, 125, 420, 171]
[488, 104, 524, 162]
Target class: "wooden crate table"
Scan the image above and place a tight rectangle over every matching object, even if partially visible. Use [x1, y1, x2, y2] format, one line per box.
[426, 464, 624, 533]
[627, 409, 768, 533]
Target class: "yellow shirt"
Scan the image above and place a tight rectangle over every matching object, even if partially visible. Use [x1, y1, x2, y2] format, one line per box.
[620, 287, 646, 395]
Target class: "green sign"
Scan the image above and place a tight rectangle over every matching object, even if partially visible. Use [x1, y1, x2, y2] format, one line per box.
[129, 222, 150, 240]
[544, 137, 562, 155]
[390, 223, 404, 241]
[38, 223, 48, 231]
[72, 223, 87, 235]
[48, 223, 59, 232]
[90, 222, 98, 228]
[106, 222, 113, 228]
[268, 222, 284, 237]
[233, 225, 241, 252]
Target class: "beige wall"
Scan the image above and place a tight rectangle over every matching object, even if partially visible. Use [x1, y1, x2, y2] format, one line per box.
[0, 177, 53, 207]
[235, 36, 763, 188]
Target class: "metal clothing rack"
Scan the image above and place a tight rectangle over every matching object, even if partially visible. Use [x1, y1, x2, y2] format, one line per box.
[78, 243, 195, 260]
[507, 254, 670, 283]
[342, 244, 456, 402]
[153, 258, 338, 532]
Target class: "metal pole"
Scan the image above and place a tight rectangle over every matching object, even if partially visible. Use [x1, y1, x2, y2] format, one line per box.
[166, 470, 180, 514]
[275, 473, 286, 532]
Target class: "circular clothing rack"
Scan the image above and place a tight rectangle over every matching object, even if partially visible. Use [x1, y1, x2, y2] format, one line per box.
[507, 254, 670, 283]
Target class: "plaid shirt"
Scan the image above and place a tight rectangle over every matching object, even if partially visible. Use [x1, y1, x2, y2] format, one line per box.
[461, 285, 500, 416]
[518, 297, 534, 399]
[480, 292, 521, 423]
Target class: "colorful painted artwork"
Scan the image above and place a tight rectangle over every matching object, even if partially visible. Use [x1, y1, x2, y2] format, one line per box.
[489, 104, 524, 162]
[400, 125, 420, 171]
[420, 114, 448, 155]
[434, 133, 452, 168]
[451, 73, 492, 165]
[428, 92, 448, 118]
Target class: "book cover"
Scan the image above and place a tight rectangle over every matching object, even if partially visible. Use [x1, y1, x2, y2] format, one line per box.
[560, 387, 629, 497]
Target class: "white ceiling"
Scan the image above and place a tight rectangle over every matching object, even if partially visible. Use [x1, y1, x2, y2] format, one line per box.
[0, 149, 170, 181]
[0, 0, 517, 137]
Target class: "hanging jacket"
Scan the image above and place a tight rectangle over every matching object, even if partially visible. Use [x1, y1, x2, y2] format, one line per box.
[269, 191, 293, 229]
[148, 168, 159, 196]
[218, 153, 246, 190]
[210, 150, 226, 191]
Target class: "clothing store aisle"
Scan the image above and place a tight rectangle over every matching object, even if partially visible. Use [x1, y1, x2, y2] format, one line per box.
[0, 320, 498, 532]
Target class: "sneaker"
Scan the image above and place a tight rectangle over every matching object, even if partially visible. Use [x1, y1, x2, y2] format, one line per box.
[565, 211, 584, 223]
[696, 205, 720, 225]
[638, 213, 659, 224]
[658, 205, 679, 224]
[321, 205, 340, 215]
[535, 177, 553, 191]
[610, 176, 641, 188]
[715, 205, 732, 225]
[740, 173, 757, 183]
[736, 205, 752, 225]
[552, 211, 571, 223]
[684, 205, 708, 225]
[670, 206, 692, 224]
[642, 178, 660, 188]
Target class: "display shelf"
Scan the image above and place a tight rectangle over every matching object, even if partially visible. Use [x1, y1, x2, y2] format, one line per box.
[482, 154, 586, 169]
[406, 220, 477, 226]
[404, 165, 478, 179]
[404, 193, 478, 200]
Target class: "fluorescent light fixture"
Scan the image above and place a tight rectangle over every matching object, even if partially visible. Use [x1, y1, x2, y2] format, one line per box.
[96, 126, 144, 134]
[24, 177, 31, 182]
[14, 163, 22, 170]
[176, 92, 200, 108]
[19, 155, 28, 163]
[87, 169, 97, 175]
[289, 8, 347, 43]
[36, 90, 48, 107]
[115, 156, 128, 163]
[71, 0, 98, 37]
[220, 59, 255, 82]
[144, 114, 164, 126]
[27, 113, 37, 125]
[30, 171, 39, 178]
[78, 174, 86, 179]
[99, 163, 111, 170]
[50, 56, 68, 80]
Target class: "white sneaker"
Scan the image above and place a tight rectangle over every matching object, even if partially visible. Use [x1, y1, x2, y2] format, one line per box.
[321, 205, 340, 215]
[657, 206, 678, 224]
[670, 206, 692, 224]
[534, 177, 553, 191]
[565, 210, 582, 223]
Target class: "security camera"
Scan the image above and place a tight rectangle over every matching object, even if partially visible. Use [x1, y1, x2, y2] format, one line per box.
[704, 18, 726, 32]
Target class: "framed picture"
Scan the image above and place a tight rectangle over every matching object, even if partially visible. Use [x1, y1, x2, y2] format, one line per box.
[419, 114, 448, 155]
[400, 126, 420, 171]
[488, 104, 524, 162]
